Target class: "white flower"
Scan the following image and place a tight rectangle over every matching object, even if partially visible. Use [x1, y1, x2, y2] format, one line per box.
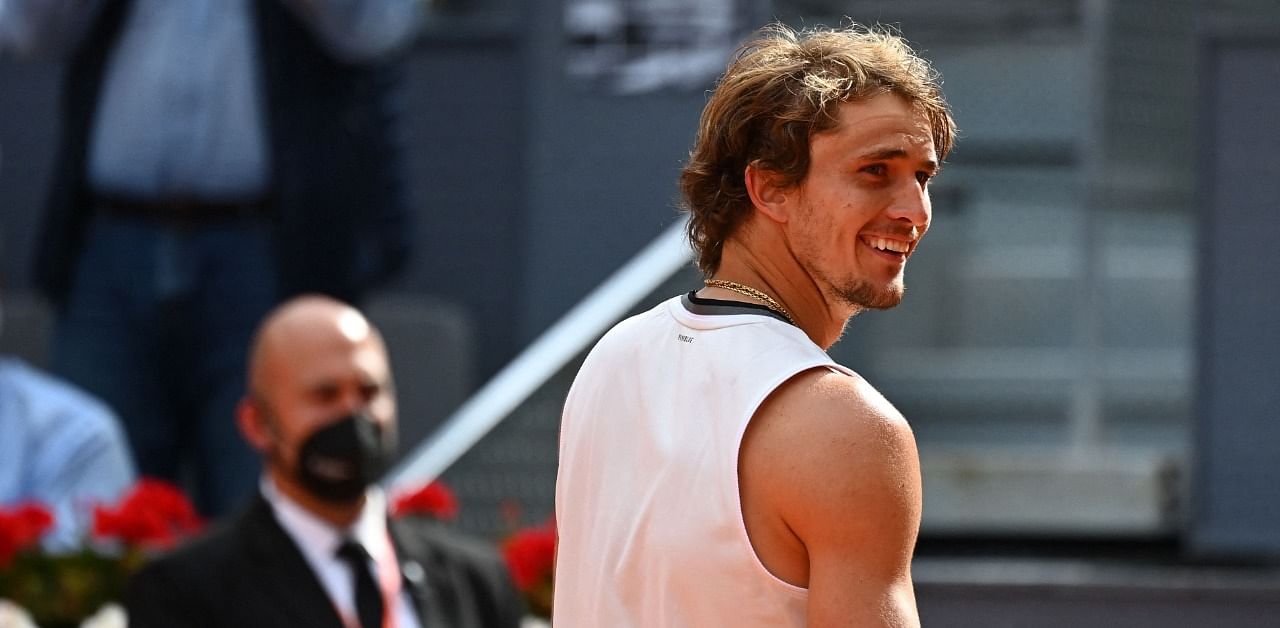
[520, 616, 552, 628]
[0, 600, 37, 628]
[80, 603, 128, 628]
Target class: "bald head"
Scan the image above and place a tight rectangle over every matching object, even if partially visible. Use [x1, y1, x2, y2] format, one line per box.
[238, 295, 397, 523]
[247, 295, 385, 398]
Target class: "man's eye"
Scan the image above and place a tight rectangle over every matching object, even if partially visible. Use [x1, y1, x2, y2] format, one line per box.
[916, 171, 933, 186]
[861, 164, 887, 176]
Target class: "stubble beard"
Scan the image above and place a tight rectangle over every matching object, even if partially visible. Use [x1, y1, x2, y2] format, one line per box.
[797, 252, 909, 316]
[792, 200, 909, 313]
[835, 276, 906, 311]
[808, 274, 904, 348]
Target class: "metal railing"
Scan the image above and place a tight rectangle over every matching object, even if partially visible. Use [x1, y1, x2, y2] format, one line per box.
[385, 221, 692, 491]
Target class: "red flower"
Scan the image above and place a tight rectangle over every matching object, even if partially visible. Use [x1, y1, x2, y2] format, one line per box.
[502, 519, 557, 592]
[0, 503, 54, 567]
[391, 481, 459, 520]
[92, 479, 203, 549]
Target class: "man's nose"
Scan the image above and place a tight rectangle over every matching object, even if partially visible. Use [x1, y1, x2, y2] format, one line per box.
[336, 389, 367, 416]
[886, 183, 931, 227]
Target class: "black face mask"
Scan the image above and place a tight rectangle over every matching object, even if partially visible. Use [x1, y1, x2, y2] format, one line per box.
[295, 411, 396, 504]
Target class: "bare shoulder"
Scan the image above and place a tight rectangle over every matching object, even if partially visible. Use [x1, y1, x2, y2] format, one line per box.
[743, 366, 921, 573]
[752, 367, 918, 475]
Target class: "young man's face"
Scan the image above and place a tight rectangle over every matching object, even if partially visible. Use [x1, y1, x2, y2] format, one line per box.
[787, 92, 938, 311]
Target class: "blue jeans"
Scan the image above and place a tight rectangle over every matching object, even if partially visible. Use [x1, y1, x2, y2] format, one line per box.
[52, 212, 277, 516]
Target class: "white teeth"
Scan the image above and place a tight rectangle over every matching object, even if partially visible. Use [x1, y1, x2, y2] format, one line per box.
[867, 237, 909, 253]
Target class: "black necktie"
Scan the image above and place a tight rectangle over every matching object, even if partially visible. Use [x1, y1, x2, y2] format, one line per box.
[335, 539, 385, 628]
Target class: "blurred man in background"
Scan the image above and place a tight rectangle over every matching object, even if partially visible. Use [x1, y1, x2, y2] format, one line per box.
[0, 284, 135, 548]
[555, 23, 955, 627]
[0, 0, 423, 516]
[127, 295, 523, 628]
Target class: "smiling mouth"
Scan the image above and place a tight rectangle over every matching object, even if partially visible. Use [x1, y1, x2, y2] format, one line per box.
[861, 236, 914, 259]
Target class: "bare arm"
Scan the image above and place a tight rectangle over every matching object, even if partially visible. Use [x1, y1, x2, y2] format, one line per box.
[743, 368, 922, 627]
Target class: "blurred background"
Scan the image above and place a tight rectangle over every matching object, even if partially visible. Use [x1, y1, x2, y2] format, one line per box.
[3, 0, 1280, 625]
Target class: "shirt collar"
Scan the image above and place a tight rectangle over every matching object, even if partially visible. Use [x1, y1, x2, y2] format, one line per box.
[261, 475, 393, 563]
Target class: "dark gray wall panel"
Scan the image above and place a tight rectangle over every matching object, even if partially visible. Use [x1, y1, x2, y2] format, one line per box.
[1192, 39, 1280, 558]
[395, 37, 526, 381]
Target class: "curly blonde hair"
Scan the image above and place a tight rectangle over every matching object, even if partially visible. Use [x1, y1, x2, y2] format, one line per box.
[680, 23, 957, 275]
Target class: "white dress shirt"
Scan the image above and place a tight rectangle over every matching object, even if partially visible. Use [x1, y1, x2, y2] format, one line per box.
[262, 477, 423, 628]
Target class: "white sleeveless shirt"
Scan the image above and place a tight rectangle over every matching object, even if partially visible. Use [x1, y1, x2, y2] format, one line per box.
[554, 293, 854, 627]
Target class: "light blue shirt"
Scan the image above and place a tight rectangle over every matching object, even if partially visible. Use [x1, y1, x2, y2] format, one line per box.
[0, 357, 136, 549]
[89, 0, 268, 198]
[0, 0, 423, 199]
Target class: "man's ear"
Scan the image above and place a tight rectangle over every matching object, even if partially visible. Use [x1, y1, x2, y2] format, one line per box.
[237, 396, 274, 454]
[743, 161, 794, 223]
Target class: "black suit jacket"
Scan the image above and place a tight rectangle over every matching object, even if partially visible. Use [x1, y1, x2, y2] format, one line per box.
[125, 495, 524, 628]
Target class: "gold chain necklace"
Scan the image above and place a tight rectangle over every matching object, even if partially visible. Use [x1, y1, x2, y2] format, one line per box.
[704, 279, 796, 326]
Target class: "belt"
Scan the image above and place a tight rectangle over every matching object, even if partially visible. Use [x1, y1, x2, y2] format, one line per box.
[97, 195, 269, 227]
